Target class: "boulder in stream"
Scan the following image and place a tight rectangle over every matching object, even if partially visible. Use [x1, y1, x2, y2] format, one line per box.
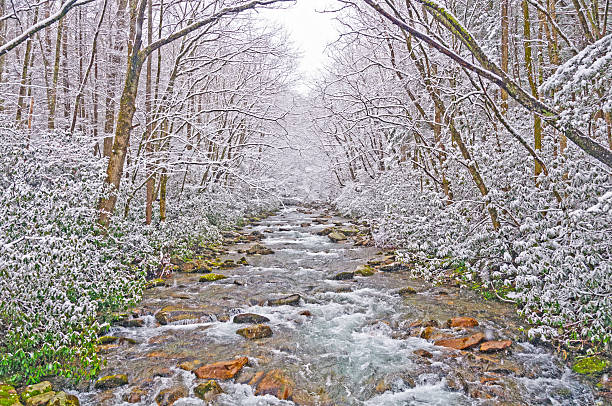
[267, 294, 301, 306]
[199, 273, 227, 282]
[24, 391, 55, 406]
[328, 231, 347, 242]
[249, 370, 293, 400]
[236, 324, 273, 339]
[447, 317, 479, 328]
[246, 244, 274, 255]
[48, 392, 80, 406]
[194, 357, 249, 380]
[194, 381, 223, 402]
[332, 271, 354, 280]
[233, 313, 270, 324]
[155, 305, 213, 325]
[480, 340, 512, 352]
[94, 374, 128, 389]
[155, 385, 187, 406]
[434, 332, 485, 350]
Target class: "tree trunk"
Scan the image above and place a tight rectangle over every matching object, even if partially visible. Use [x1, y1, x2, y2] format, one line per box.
[500, 0, 510, 113]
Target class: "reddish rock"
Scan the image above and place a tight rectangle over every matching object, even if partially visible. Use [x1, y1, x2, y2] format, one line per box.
[194, 357, 249, 380]
[480, 340, 512, 352]
[413, 349, 433, 358]
[249, 370, 293, 400]
[447, 317, 479, 328]
[435, 332, 485, 350]
[155, 385, 187, 406]
[299, 310, 312, 317]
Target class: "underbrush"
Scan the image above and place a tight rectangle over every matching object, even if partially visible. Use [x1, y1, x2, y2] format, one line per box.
[0, 127, 278, 384]
[335, 145, 612, 353]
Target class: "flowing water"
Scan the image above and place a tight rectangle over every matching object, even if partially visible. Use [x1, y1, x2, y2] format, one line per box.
[73, 207, 597, 405]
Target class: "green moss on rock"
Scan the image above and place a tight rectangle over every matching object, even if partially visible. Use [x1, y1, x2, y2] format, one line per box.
[572, 356, 610, 375]
[199, 274, 227, 282]
[0, 384, 21, 406]
[94, 374, 128, 389]
[19, 382, 52, 403]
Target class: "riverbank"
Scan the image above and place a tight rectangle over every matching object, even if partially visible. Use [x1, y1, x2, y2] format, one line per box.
[11, 206, 603, 405]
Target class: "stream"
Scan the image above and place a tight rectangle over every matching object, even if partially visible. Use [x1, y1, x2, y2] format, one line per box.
[75, 206, 597, 405]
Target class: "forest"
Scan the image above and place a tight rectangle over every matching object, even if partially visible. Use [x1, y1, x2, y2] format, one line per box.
[0, 0, 610, 405]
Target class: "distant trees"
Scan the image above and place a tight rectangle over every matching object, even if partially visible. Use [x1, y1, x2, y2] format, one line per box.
[0, 0, 293, 227]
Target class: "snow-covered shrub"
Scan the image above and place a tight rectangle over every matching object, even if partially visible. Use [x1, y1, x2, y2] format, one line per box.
[0, 125, 281, 384]
[335, 144, 612, 347]
[0, 127, 144, 383]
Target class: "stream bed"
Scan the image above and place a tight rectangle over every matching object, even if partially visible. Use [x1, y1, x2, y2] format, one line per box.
[74, 207, 598, 405]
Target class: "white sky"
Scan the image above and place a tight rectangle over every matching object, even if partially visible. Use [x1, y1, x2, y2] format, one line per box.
[259, 0, 340, 91]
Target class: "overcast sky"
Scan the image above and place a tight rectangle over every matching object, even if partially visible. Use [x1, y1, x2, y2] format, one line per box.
[259, 0, 340, 91]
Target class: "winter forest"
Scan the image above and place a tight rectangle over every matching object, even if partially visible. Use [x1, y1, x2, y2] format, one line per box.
[0, 0, 611, 404]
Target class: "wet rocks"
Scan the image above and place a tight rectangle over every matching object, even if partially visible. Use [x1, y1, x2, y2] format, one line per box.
[328, 231, 347, 242]
[354, 265, 375, 276]
[155, 305, 212, 325]
[246, 244, 274, 255]
[94, 374, 128, 389]
[119, 318, 145, 328]
[199, 273, 227, 282]
[332, 271, 354, 280]
[0, 383, 20, 406]
[238, 257, 249, 265]
[233, 313, 270, 324]
[316, 227, 335, 236]
[435, 332, 485, 350]
[236, 324, 273, 339]
[413, 349, 433, 358]
[397, 287, 417, 295]
[20, 381, 52, 404]
[379, 262, 409, 272]
[180, 260, 211, 273]
[447, 317, 479, 328]
[97, 336, 118, 345]
[155, 385, 187, 406]
[249, 370, 293, 400]
[572, 356, 610, 375]
[48, 392, 80, 406]
[267, 294, 301, 306]
[480, 340, 512, 352]
[194, 357, 249, 380]
[124, 387, 146, 403]
[299, 310, 312, 317]
[194, 381, 223, 402]
[337, 227, 359, 236]
[24, 391, 55, 406]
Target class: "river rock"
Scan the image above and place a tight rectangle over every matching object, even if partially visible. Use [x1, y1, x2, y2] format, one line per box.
[379, 262, 409, 272]
[338, 227, 359, 236]
[236, 324, 273, 339]
[25, 391, 56, 406]
[199, 273, 227, 282]
[20, 381, 52, 403]
[413, 349, 433, 358]
[97, 336, 118, 344]
[48, 392, 79, 406]
[194, 357, 249, 380]
[94, 374, 128, 389]
[480, 340, 512, 352]
[316, 227, 335, 236]
[119, 318, 145, 328]
[447, 317, 479, 328]
[300, 222, 310, 227]
[398, 287, 417, 295]
[435, 332, 485, 350]
[267, 294, 301, 306]
[249, 370, 293, 400]
[233, 313, 270, 324]
[246, 244, 274, 255]
[155, 385, 187, 406]
[354, 265, 375, 276]
[328, 231, 347, 242]
[180, 260, 212, 273]
[0, 384, 20, 406]
[332, 271, 354, 280]
[155, 306, 212, 325]
[194, 381, 224, 402]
